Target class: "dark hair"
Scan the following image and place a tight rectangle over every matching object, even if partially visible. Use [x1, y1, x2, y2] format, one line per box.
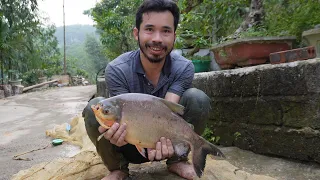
[135, 0, 180, 32]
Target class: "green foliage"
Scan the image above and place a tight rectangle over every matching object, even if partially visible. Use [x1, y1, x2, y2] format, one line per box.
[177, 0, 320, 47]
[87, 0, 142, 59]
[21, 69, 52, 86]
[8, 69, 21, 80]
[264, 0, 320, 42]
[234, 132, 241, 141]
[84, 34, 108, 71]
[176, 0, 250, 48]
[202, 126, 220, 144]
[0, 0, 62, 85]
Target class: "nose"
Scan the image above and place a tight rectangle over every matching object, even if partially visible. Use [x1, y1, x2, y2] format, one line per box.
[152, 31, 162, 43]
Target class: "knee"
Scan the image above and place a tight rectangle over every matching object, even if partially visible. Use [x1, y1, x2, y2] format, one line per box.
[182, 88, 211, 105]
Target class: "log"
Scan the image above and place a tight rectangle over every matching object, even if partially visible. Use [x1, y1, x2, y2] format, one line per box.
[23, 79, 58, 92]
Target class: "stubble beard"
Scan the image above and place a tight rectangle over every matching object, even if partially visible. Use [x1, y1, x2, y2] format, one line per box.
[138, 37, 173, 64]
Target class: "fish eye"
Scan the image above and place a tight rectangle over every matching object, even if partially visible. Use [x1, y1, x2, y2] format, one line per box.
[104, 109, 109, 114]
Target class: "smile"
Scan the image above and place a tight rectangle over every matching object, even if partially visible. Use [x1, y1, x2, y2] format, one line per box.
[150, 47, 162, 51]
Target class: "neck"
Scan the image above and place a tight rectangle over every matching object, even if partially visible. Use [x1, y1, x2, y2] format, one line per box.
[140, 52, 165, 77]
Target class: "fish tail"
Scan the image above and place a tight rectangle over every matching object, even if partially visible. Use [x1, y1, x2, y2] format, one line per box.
[192, 136, 225, 178]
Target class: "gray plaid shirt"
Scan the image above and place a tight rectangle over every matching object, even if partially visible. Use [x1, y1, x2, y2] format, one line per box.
[105, 50, 194, 98]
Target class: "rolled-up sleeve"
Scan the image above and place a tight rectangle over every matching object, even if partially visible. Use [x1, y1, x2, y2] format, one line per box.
[168, 62, 194, 96]
[105, 64, 130, 97]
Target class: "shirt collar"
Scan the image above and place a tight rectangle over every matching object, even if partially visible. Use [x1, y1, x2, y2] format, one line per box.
[133, 50, 172, 76]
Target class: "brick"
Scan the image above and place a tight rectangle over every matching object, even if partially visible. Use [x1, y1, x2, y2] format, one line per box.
[270, 46, 316, 64]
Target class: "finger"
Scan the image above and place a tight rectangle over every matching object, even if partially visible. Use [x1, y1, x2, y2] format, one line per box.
[148, 148, 156, 161]
[160, 137, 168, 158]
[167, 139, 174, 157]
[116, 129, 128, 146]
[155, 142, 162, 160]
[112, 123, 127, 142]
[105, 123, 119, 140]
[98, 126, 107, 133]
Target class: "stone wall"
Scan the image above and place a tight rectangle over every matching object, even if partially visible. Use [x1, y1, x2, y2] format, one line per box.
[192, 58, 320, 163]
[96, 58, 320, 163]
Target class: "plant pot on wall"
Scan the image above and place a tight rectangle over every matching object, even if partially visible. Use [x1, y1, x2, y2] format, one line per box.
[302, 26, 320, 57]
[9, 79, 22, 86]
[211, 36, 296, 69]
[192, 60, 211, 73]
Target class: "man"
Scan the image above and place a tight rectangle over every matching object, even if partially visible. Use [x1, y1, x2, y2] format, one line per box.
[83, 0, 211, 179]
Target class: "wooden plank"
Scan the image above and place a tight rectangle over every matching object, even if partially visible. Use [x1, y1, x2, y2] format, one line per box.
[23, 79, 58, 92]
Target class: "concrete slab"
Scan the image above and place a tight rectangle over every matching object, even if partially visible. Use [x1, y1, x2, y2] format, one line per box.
[0, 86, 96, 180]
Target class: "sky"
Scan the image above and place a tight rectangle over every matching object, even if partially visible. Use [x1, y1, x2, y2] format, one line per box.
[38, 0, 99, 27]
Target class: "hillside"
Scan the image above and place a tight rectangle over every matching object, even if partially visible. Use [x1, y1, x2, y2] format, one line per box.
[55, 24, 100, 46]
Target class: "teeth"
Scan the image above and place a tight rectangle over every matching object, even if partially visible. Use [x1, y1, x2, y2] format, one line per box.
[151, 47, 161, 51]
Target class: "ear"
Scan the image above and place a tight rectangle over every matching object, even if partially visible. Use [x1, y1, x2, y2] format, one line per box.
[133, 27, 139, 41]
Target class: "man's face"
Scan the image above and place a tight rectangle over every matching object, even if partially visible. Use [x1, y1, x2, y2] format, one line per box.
[134, 11, 176, 63]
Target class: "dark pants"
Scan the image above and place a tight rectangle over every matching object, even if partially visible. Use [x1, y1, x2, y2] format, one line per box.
[83, 88, 211, 174]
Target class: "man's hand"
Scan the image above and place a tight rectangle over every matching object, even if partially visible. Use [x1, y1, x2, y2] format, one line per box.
[147, 137, 174, 161]
[98, 123, 128, 147]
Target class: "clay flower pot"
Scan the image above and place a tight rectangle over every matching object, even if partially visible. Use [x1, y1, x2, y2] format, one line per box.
[211, 36, 296, 69]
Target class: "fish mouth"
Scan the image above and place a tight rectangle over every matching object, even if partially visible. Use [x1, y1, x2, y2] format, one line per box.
[91, 104, 115, 129]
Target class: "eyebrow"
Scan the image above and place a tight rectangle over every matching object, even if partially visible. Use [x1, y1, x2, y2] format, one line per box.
[144, 24, 173, 30]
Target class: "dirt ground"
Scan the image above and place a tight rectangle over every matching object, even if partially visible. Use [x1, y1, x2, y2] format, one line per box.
[0, 86, 96, 180]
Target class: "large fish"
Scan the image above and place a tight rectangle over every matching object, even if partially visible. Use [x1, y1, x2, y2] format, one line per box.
[91, 93, 225, 178]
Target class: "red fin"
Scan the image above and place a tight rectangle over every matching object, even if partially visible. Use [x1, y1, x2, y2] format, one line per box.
[135, 145, 146, 158]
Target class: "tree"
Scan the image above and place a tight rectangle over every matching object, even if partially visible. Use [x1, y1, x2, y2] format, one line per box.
[84, 34, 108, 72]
[86, 0, 142, 59]
[0, 0, 63, 86]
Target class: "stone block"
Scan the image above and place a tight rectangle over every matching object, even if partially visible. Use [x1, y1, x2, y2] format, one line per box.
[210, 95, 320, 129]
[12, 85, 24, 95]
[210, 97, 283, 125]
[209, 122, 320, 163]
[193, 58, 320, 97]
[0, 84, 12, 97]
[0, 90, 4, 99]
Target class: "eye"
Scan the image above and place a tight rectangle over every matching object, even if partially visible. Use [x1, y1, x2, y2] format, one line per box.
[146, 28, 153, 32]
[104, 109, 109, 114]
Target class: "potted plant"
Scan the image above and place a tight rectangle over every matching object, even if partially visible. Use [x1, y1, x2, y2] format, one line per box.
[211, 36, 296, 69]
[8, 69, 22, 86]
[188, 55, 211, 73]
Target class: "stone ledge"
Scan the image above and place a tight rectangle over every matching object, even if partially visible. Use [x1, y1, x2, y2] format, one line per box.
[210, 122, 320, 163]
[193, 58, 320, 97]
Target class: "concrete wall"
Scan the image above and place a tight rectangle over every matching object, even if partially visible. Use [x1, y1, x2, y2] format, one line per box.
[192, 58, 320, 163]
[96, 58, 320, 163]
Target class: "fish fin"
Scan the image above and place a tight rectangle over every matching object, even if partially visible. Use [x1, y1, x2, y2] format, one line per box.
[135, 145, 147, 158]
[192, 136, 226, 178]
[158, 98, 185, 115]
